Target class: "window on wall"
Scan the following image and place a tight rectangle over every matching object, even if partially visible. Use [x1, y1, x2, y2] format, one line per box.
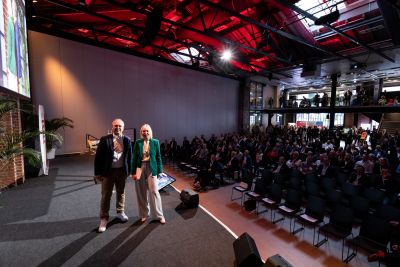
[250, 112, 262, 127]
[296, 113, 344, 128]
[250, 82, 263, 110]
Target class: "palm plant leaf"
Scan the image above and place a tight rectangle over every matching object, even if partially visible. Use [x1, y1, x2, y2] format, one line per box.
[0, 130, 61, 171]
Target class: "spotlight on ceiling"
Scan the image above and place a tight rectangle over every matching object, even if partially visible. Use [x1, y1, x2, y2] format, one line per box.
[221, 50, 232, 61]
[314, 9, 340, 25]
[350, 63, 367, 70]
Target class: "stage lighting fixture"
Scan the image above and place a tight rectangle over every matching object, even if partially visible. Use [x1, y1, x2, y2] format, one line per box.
[350, 63, 367, 70]
[314, 9, 340, 25]
[221, 50, 232, 61]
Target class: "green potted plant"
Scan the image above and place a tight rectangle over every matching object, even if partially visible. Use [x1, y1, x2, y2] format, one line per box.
[45, 117, 74, 159]
[0, 99, 60, 173]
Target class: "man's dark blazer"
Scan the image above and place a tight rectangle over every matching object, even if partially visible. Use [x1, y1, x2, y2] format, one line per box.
[317, 164, 336, 178]
[94, 134, 132, 177]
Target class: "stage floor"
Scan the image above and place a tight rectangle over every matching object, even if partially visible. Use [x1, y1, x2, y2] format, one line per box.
[0, 155, 235, 267]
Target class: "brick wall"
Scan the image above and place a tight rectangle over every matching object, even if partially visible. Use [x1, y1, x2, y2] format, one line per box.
[0, 95, 25, 190]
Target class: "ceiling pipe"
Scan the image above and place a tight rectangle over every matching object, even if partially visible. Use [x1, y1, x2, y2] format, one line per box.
[275, 0, 395, 63]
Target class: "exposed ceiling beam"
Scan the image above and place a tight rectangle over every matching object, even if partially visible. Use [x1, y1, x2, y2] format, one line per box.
[377, 0, 400, 45]
[314, 16, 383, 41]
[103, 0, 294, 67]
[36, 0, 290, 78]
[197, 0, 359, 64]
[276, 0, 395, 63]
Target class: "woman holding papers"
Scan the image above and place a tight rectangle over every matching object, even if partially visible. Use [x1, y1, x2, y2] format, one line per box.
[131, 124, 166, 224]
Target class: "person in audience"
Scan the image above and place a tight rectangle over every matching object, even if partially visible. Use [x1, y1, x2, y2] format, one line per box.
[355, 153, 374, 174]
[368, 221, 400, 267]
[241, 149, 253, 179]
[225, 151, 240, 179]
[209, 153, 224, 186]
[272, 156, 289, 178]
[349, 164, 369, 191]
[316, 154, 336, 179]
[300, 151, 316, 175]
[378, 95, 387, 105]
[339, 152, 354, 174]
[131, 124, 166, 224]
[286, 151, 301, 170]
[376, 168, 399, 205]
[94, 118, 132, 232]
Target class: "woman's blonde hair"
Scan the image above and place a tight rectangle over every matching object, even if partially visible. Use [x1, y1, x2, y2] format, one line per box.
[140, 124, 153, 139]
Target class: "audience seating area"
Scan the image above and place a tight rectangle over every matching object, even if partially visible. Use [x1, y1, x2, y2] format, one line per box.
[160, 126, 400, 265]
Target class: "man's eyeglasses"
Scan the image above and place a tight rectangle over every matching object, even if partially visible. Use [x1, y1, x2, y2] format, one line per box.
[113, 125, 123, 128]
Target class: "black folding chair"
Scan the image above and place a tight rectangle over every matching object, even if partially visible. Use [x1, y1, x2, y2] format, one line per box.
[315, 205, 354, 262]
[375, 204, 400, 222]
[351, 196, 370, 225]
[346, 214, 391, 263]
[275, 189, 303, 233]
[305, 182, 320, 198]
[258, 183, 283, 220]
[325, 189, 342, 213]
[243, 178, 268, 212]
[363, 187, 385, 211]
[231, 181, 251, 206]
[341, 183, 359, 205]
[293, 196, 326, 245]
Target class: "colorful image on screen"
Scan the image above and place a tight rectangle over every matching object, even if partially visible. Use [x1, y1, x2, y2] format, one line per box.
[0, 0, 30, 98]
[157, 174, 176, 191]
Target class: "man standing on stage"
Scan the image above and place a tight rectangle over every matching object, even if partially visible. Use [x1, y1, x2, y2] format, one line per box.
[94, 118, 132, 232]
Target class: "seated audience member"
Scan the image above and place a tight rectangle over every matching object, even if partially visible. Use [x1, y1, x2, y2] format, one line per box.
[339, 153, 355, 174]
[300, 151, 316, 176]
[349, 164, 369, 191]
[368, 221, 400, 267]
[272, 156, 289, 179]
[193, 169, 210, 192]
[254, 148, 263, 174]
[209, 153, 224, 186]
[376, 168, 399, 205]
[241, 149, 253, 179]
[286, 151, 301, 170]
[355, 154, 374, 174]
[266, 144, 280, 165]
[225, 151, 240, 179]
[196, 143, 209, 168]
[316, 154, 336, 179]
[373, 156, 390, 175]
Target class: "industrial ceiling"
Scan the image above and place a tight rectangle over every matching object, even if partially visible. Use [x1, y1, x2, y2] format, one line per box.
[26, 0, 400, 86]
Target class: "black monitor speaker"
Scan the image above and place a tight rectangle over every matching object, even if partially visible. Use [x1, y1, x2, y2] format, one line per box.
[180, 188, 199, 208]
[264, 254, 294, 267]
[233, 232, 263, 267]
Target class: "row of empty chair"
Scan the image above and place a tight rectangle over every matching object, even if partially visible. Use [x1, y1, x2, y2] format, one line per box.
[231, 173, 400, 264]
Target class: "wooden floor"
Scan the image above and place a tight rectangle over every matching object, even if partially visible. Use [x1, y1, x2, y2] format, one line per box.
[163, 162, 377, 267]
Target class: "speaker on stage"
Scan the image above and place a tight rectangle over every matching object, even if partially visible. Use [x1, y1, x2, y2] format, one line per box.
[180, 188, 199, 208]
[264, 254, 294, 267]
[233, 232, 263, 267]
[138, 7, 163, 46]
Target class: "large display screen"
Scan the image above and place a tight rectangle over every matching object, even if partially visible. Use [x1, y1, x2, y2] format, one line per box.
[0, 0, 30, 98]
